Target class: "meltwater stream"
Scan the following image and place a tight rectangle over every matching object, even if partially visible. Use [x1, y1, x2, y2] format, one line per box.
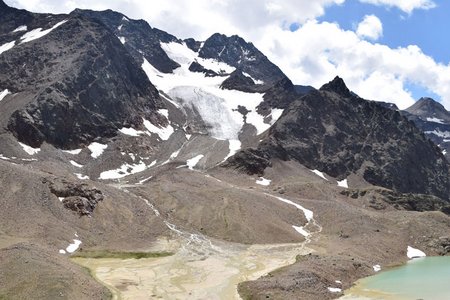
[74, 179, 321, 300]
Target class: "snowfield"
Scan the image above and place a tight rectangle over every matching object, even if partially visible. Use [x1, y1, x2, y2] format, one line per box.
[141, 41, 284, 150]
[20, 20, 68, 44]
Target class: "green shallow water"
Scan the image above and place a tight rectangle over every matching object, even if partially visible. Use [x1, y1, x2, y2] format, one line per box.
[343, 257, 450, 300]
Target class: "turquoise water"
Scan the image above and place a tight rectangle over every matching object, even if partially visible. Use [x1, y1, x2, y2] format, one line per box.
[343, 257, 450, 300]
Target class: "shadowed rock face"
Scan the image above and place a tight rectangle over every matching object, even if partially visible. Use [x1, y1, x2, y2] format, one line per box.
[1, 8, 164, 149]
[226, 77, 450, 200]
[71, 9, 181, 73]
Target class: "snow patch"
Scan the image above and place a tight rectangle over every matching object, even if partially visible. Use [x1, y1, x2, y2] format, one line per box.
[74, 173, 89, 180]
[12, 25, 27, 32]
[69, 160, 83, 168]
[256, 177, 271, 186]
[426, 117, 445, 124]
[327, 287, 342, 293]
[63, 149, 82, 155]
[58, 197, 64, 202]
[99, 161, 147, 180]
[20, 20, 67, 44]
[311, 169, 328, 181]
[443, 149, 447, 155]
[0, 89, 11, 101]
[335, 280, 342, 284]
[407, 246, 426, 259]
[337, 179, 348, 188]
[186, 154, 204, 170]
[118, 36, 126, 44]
[373, 264, 381, 272]
[119, 127, 145, 136]
[117, 24, 123, 31]
[18, 142, 40, 155]
[59, 249, 66, 254]
[0, 41, 15, 55]
[88, 142, 107, 158]
[65, 239, 82, 253]
[143, 118, 174, 141]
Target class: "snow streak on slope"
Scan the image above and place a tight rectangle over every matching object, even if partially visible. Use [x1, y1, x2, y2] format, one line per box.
[0, 89, 11, 101]
[20, 20, 67, 44]
[0, 42, 15, 55]
[18, 142, 40, 155]
[12, 25, 27, 32]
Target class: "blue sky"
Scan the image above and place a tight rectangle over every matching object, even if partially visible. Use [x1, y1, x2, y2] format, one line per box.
[5, 0, 450, 109]
[319, 0, 449, 64]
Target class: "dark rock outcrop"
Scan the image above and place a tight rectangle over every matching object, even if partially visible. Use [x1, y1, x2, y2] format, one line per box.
[47, 179, 104, 216]
[184, 38, 202, 52]
[226, 77, 450, 200]
[220, 70, 257, 92]
[189, 61, 218, 77]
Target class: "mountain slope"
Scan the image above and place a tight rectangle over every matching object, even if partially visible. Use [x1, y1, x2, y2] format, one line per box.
[226, 77, 450, 200]
[0, 5, 166, 149]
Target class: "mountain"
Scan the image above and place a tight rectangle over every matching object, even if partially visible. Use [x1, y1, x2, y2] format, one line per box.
[1, 1, 450, 300]
[402, 97, 450, 157]
[226, 77, 450, 199]
[1, 5, 166, 149]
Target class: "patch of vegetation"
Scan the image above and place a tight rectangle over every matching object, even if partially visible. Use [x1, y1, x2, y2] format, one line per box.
[71, 250, 173, 259]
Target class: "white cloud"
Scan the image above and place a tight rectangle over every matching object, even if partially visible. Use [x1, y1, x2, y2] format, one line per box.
[356, 15, 383, 40]
[257, 21, 450, 109]
[359, 0, 436, 14]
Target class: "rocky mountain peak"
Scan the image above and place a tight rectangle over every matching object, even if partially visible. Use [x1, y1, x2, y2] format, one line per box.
[198, 32, 287, 86]
[404, 97, 450, 126]
[405, 97, 448, 117]
[319, 76, 352, 98]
